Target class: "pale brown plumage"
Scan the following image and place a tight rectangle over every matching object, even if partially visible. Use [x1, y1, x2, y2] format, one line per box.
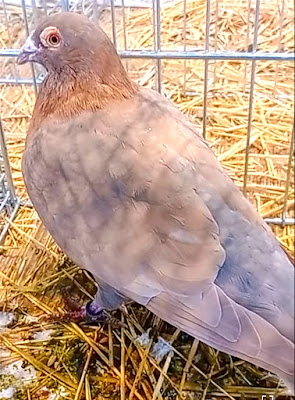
[18, 12, 294, 392]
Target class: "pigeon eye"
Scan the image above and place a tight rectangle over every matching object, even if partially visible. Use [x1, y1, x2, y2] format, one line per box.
[40, 26, 62, 48]
[47, 33, 61, 47]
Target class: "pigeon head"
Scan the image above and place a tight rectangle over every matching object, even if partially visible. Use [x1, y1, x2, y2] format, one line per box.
[17, 12, 137, 124]
[17, 12, 126, 83]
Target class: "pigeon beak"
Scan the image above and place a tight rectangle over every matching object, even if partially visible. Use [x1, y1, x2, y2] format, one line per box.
[17, 34, 39, 65]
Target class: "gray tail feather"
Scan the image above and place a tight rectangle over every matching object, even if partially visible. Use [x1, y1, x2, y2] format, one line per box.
[147, 293, 294, 394]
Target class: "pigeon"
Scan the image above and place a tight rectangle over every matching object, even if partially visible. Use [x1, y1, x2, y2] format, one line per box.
[17, 12, 294, 392]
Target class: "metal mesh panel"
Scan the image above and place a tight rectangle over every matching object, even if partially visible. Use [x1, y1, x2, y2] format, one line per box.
[0, 0, 294, 245]
[0, 116, 20, 243]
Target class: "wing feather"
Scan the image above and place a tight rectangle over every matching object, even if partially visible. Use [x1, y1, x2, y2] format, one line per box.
[147, 289, 294, 383]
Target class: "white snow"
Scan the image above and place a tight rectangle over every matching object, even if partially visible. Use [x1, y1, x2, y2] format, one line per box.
[33, 329, 53, 341]
[151, 337, 172, 361]
[0, 360, 37, 386]
[0, 387, 15, 400]
[0, 313, 15, 331]
[135, 328, 152, 346]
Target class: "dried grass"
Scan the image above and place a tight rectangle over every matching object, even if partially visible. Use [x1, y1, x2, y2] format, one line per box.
[0, 0, 294, 399]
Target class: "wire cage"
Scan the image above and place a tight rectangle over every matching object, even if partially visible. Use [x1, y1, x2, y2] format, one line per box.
[0, 0, 294, 397]
[0, 115, 20, 244]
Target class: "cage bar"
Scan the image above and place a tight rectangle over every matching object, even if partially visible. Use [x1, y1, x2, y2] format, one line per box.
[1, 48, 294, 61]
[202, 0, 211, 139]
[243, 0, 261, 194]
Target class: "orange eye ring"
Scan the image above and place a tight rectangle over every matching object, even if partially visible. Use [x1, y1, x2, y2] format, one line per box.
[40, 26, 62, 48]
[47, 33, 60, 47]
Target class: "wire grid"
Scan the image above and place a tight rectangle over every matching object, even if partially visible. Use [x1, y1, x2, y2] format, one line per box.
[0, 115, 20, 244]
[0, 0, 294, 246]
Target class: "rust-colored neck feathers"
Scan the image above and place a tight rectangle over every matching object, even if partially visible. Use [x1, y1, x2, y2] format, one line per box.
[30, 56, 138, 132]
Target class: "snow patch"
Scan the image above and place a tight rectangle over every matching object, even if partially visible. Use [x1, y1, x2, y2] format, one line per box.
[0, 386, 15, 400]
[0, 313, 15, 331]
[151, 337, 172, 361]
[136, 328, 152, 347]
[33, 330, 53, 341]
[0, 360, 37, 398]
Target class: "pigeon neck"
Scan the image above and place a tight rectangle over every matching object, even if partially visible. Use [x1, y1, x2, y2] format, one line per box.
[30, 68, 138, 131]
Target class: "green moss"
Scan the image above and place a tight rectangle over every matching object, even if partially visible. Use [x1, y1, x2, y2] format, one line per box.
[0, 374, 16, 391]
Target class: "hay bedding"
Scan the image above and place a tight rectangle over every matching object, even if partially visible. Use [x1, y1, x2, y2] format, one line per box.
[0, 0, 294, 398]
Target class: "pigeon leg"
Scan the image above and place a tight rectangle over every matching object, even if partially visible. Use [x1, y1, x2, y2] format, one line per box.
[86, 281, 126, 320]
